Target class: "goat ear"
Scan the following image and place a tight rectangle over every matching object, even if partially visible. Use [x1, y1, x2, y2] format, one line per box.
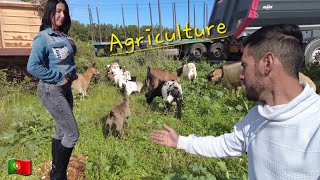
[147, 66, 151, 73]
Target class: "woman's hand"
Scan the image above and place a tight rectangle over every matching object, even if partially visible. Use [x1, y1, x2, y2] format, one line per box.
[150, 124, 179, 148]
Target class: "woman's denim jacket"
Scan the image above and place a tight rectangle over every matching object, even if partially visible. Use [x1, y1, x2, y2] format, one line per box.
[27, 28, 77, 85]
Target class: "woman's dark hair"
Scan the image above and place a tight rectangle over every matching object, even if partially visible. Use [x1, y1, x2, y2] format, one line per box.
[39, 0, 71, 34]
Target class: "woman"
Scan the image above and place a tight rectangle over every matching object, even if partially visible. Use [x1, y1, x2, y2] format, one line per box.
[27, 0, 78, 179]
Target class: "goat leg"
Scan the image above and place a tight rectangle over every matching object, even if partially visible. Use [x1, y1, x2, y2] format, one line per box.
[236, 86, 241, 97]
[115, 120, 124, 138]
[176, 98, 183, 120]
[104, 123, 111, 138]
[164, 101, 172, 115]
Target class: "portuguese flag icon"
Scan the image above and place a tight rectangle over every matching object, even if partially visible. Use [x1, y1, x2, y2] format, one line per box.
[8, 158, 32, 176]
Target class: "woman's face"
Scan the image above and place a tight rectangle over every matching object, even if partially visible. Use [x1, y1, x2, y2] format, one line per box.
[51, 2, 66, 31]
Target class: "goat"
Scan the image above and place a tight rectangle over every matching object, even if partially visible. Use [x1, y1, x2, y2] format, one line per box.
[145, 66, 181, 104]
[176, 63, 197, 82]
[106, 60, 121, 74]
[105, 64, 134, 89]
[161, 80, 183, 119]
[72, 63, 99, 98]
[104, 98, 131, 138]
[299, 72, 317, 91]
[207, 62, 317, 96]
[207, 62, 243, 97]
[123, 81, 145, 96]
[123, 70, 132, 81]
[106, 70, 115, 82]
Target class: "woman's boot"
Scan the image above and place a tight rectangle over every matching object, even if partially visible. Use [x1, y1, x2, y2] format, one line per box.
[50, 143, 73, 180]
[50, 138, 61, 178]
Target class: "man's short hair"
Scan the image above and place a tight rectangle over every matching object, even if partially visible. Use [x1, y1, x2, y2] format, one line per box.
[242, 24, 304, 78]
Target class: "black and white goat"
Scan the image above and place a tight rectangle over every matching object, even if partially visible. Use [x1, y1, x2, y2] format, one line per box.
[161, 80, 183, 119]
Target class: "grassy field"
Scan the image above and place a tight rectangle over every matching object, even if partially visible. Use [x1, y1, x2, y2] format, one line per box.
[0, 42, 319, 180]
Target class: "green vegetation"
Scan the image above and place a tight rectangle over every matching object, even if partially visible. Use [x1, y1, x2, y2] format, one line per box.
[1, 41, 319, 180]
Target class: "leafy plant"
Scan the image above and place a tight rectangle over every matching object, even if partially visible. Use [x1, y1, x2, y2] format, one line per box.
[0, 42, 267, 179]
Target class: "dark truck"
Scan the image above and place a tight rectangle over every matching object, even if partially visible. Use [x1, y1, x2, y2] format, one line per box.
[92, 0, 320, 67]
[208, 0, 320, 66]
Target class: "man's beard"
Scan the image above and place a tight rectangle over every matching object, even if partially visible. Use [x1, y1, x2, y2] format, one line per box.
[245, 85, 260, 101]
[245, 70, 264, 102]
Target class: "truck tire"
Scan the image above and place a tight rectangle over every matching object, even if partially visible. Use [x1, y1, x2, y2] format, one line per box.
[94, 48, 99, 56]
[188, 43, 207, 61]
[208, 43, 228, 61]
[125, 45, 141, 53]
[305, 38, 320, 69]
[104, 46, 117, 56]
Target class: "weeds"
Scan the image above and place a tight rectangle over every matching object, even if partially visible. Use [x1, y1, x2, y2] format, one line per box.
[2, 41, 317, 179]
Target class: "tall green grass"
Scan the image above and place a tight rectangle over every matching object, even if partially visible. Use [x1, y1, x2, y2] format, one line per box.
[2, 42, 318, 179]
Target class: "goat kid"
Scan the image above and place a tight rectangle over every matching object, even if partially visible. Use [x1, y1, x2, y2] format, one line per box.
[161, 80, 183, 119]
[104, 98, 131, 138]
[177, 63, 197, 82]
[106, 69, 132, 88]
[145, 66, 180, 104]
[123, 81, 145, 96]
[106, 60, 121, 74]
[208, 62, 243, 97]
[72, 63, 99, 98]
[146, 66, 180, 89]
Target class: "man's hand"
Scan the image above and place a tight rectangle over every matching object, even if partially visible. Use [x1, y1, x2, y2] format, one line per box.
[150, 124, 179, 148]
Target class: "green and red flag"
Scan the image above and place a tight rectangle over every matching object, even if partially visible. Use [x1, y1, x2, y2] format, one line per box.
[8, 158, 32, 176]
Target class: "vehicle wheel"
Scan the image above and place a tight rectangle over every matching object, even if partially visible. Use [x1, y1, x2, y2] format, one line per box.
[208, 43, 228, 60]
[305, 38, 320, 69]
[177, 45, 189, 60]
[188, 43, 207, 61]
[94, 48, 99, 56]
[104, 46, 117, 56]
[125, 45, 141, 54]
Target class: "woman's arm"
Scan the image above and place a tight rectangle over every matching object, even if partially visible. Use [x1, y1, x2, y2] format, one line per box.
[27, 34, 64, 85]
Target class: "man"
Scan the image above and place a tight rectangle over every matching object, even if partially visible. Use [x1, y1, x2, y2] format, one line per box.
[150, 24, 320, 179]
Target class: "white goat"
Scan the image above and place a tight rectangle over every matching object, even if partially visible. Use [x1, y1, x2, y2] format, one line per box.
[177, 63, 197, 82]
[124, 81, 144, 96]
[106, 61, 121, 74]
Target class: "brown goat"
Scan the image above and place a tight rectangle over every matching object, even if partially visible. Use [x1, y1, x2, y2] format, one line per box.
[208, 62, 317, 96]
[145, 66, 180, 104]
[72, 63, 99, 98]
[104, 98, 131, 138]
[146, 66, 181, 89]
[208, 62, 243, 97]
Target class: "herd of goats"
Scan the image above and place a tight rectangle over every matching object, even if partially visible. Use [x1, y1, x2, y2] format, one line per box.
[70, 60, 317, 138]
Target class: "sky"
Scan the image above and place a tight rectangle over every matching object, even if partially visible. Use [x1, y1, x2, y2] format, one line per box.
[67, 0, 215, 29]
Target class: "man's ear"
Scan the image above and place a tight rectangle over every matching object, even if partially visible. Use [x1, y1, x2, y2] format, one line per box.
[263, 52, 275, 75]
